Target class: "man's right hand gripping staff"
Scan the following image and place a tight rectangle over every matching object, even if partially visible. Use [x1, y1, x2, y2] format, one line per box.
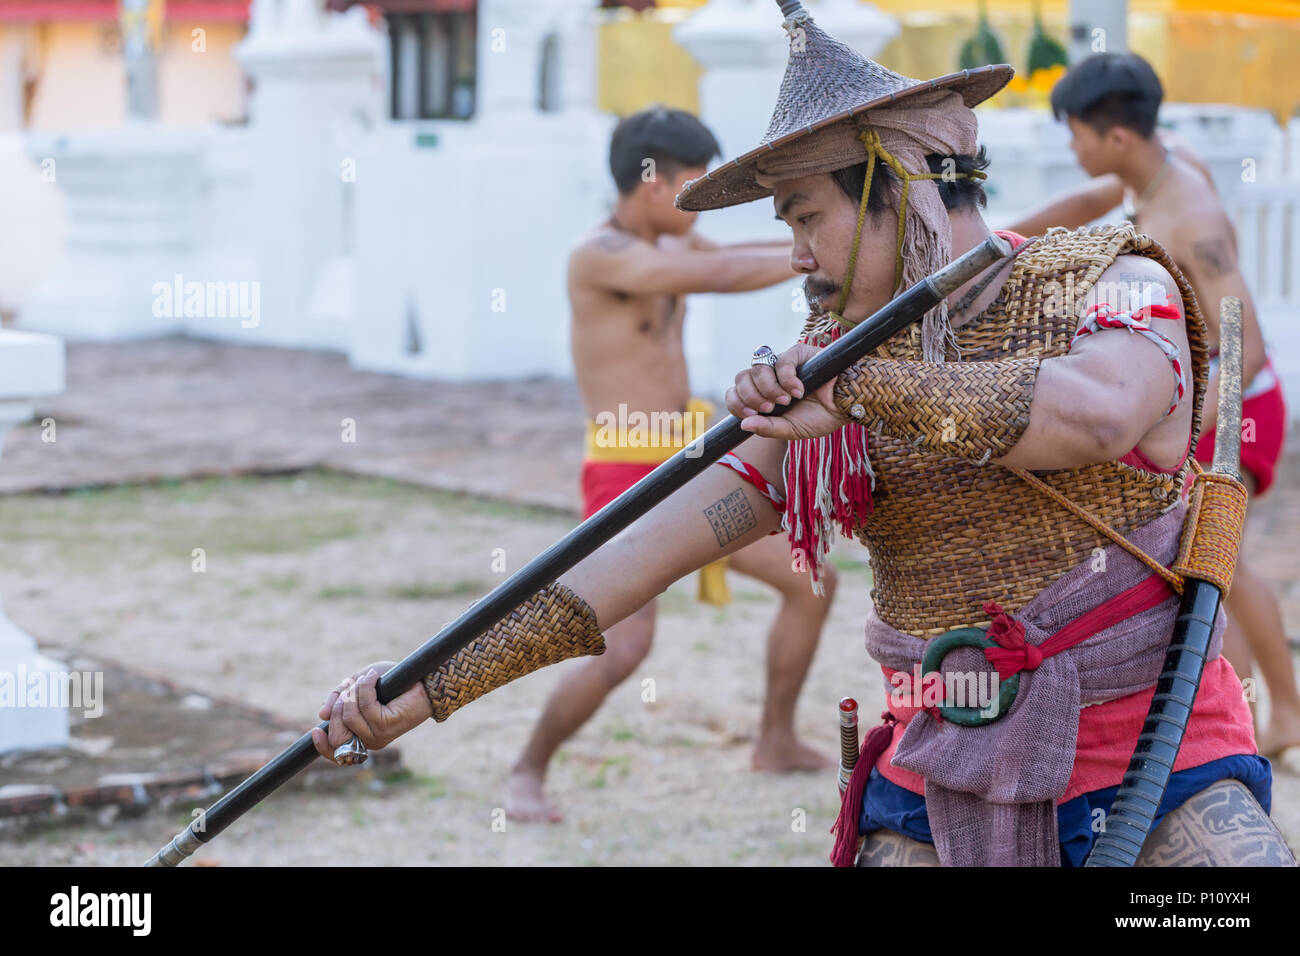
[311, 580, 607, 757]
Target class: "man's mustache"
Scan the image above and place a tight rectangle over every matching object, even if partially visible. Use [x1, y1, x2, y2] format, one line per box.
[803, 278, 839, 312]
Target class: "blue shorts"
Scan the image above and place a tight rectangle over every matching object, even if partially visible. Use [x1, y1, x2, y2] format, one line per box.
[859, 754, 1273, 867]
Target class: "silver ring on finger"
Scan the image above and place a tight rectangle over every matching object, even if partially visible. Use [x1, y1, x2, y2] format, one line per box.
[333, 735, 369, 766]
[751, 345, 778, 369]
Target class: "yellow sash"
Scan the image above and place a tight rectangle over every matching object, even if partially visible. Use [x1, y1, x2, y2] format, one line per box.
[583, 397, 731, 606]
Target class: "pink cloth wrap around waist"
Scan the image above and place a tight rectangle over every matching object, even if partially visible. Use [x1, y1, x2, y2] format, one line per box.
[863, 501, 1227, 867]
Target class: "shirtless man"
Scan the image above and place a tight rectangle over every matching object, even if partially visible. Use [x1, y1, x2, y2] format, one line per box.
[505, 106, 836, 822]
[1011, 51, 1300, 759]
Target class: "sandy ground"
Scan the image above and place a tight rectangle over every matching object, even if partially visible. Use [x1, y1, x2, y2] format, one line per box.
[0, 471, 1296, 867]
[0, 473, 885, 865]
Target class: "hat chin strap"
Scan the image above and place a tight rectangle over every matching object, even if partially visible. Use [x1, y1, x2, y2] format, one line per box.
[829, 128, 987, 332]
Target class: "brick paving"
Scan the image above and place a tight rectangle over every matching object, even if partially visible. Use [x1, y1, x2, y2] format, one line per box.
[0, 338, 593, 513]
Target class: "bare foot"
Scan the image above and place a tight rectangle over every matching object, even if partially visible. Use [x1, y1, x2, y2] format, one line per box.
[504, 767, 564, 823]
[1257, 708, 1300, 761]
[751, 736, 834, 773]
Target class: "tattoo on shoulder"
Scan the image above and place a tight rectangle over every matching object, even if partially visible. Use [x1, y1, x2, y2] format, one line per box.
[595, 231, 636, 254]
[1191, 238, 1234, 278]
[702, 489, 757, 548]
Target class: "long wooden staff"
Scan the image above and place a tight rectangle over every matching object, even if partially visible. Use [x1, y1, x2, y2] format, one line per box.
[141, 234, 1013, 866]
[1085, 296, 1246, 867]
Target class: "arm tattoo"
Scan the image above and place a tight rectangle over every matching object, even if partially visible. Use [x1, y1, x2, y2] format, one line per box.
[595, 231, 635, 253]
[1191, 238, 1235, 278]
[702, 489, 757, 548]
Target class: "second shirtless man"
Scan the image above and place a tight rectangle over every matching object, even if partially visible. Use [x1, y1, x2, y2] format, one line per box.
[1010, 53, 1300, 760]
[505, 106, 837, 822]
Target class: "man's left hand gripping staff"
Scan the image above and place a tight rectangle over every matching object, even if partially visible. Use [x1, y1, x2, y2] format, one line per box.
[311, 663, 432, 758]
[728, 342, 849, 441]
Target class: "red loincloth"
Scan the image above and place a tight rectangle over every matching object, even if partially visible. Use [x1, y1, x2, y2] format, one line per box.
[1194, 358, 1287, 496]
[580, 460, 658, 520]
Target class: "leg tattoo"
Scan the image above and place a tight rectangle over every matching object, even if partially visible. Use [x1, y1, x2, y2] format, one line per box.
[855, 829, 942, 867]
[1137, 779, 1298, 866]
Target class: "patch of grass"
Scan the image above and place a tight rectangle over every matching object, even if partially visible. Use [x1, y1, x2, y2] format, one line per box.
[607, 723, 636, 743]
[588, 755, 632, 789]
[388, 579, 481, 601]
[829, 553, 872, 574]
[417, 775, 448, 800]
[211, 514, 363, 555]
[318, 584, 366, 600]
[384, 769, 448, 800]
[693, 640, 711, 654]
[262, 573, 302, 593]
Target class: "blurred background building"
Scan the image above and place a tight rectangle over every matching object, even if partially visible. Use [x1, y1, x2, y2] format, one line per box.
[3, 0, 1299, 406]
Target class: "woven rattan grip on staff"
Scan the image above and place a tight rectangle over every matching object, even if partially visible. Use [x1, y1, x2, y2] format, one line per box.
[421, 580, 606, 722]
[1171, 466, 1248, 597]
[832, 355, 1041, 463]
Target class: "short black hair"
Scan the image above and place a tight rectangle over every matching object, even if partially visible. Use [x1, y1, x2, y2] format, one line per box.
[1049, 52, 1163, 138]
[608, 105, 721, 195]
[829, 146, 991, 216]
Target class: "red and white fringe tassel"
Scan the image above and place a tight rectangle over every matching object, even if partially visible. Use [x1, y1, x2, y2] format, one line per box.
[781, 326, 877, 595]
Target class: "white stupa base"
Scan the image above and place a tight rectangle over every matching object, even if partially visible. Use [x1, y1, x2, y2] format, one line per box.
[17, 126, 202, 342]
[0, 604, 69, 754]
[0, 329, 69, 754]
[18, 257, 184, 342]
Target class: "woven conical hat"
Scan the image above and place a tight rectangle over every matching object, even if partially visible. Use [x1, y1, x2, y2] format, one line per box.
[676, 1, 1013, 212]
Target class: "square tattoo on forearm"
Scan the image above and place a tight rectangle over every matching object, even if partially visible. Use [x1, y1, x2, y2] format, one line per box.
[703, 489, 757, 548]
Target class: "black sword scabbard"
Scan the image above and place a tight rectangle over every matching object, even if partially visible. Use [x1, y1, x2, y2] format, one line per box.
[1085, 295, 1246, 868]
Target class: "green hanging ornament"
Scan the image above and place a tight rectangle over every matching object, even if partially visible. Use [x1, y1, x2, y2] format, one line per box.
[1027, 0, 1069, 75]
[959, 0, 1007, 71]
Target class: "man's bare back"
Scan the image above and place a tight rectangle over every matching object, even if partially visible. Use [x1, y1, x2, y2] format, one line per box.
[1130, 153, 1250, 352]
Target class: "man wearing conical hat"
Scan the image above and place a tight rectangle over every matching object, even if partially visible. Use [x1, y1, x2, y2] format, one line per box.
[312, 1, 1296, 867]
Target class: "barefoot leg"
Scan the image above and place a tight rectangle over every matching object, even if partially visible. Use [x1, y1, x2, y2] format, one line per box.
[1228, 559, 1300, 757]
[1221, 612, 1256, 719]
[505, 599, 656, 822]
[1225, 479, 1300, 756]
[727, 533, 835, 773]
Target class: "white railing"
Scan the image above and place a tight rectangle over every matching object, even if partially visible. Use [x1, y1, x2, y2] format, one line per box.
[1230, 179, 1300, 411]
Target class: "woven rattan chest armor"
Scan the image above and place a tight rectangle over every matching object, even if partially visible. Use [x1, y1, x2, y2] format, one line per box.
[851, 224, 1210, 638]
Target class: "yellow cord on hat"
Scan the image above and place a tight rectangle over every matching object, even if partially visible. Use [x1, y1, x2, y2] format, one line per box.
[830, 127, 987, 331]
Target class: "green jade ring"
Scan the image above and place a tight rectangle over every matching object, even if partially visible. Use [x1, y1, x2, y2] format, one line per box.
[920, 626, 1021, 726]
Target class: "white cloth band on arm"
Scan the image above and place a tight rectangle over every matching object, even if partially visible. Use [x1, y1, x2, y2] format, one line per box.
[1071, 301, 1186, 416]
